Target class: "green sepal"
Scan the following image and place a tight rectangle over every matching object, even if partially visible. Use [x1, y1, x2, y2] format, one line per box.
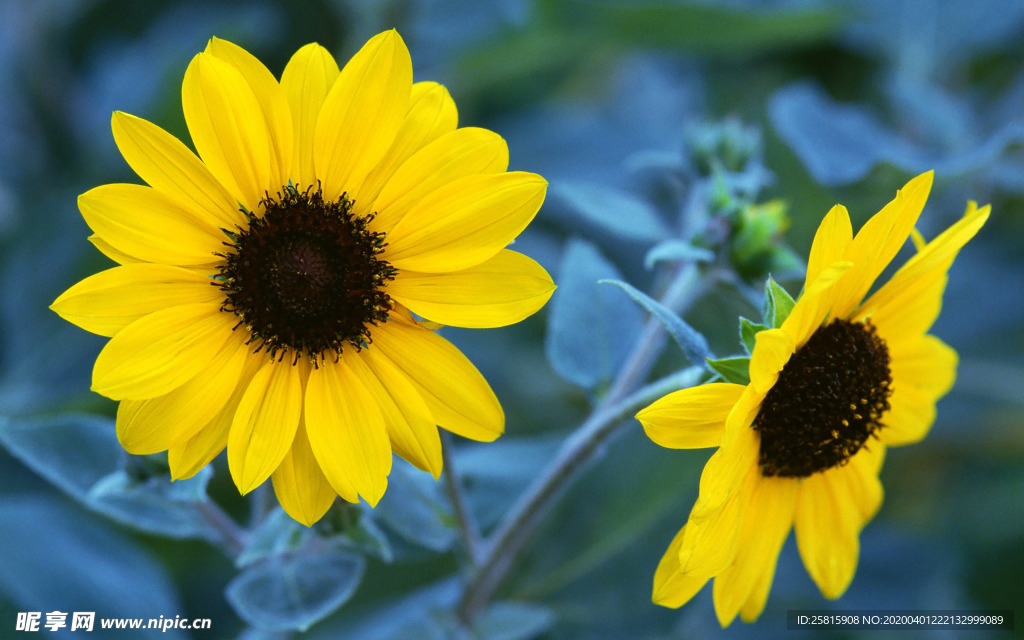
[739, 317, 769, 354]
[705, 355, 751, 385]
[763, 276, 796, 328]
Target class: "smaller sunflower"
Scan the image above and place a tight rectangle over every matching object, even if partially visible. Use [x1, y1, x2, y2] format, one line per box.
[636, 172, 989, 625]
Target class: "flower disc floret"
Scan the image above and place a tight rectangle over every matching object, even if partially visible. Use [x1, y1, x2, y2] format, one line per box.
[753, 319, 892, 477]
[216, 185, 395, 364]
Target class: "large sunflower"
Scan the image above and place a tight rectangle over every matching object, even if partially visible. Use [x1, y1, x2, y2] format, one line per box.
[51, 31, 554, 525]
[636, 172, 988, 625]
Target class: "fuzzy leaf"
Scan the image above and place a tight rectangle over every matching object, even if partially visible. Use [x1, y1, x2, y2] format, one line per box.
[600, 278, 712, 364]
[86, 467, 215, 540]
[0, 495, 186, 639]
[374, 463, 456, 552]
[644, 240, 715, 269]
[226, 548, 365, 632]
[552, 181, 669, 242]
[545, 239, 644, 390]
[0, 414, 120, 499]
[473, 602, 556, 640]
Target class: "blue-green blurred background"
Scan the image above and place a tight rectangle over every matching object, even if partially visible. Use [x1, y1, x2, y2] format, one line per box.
[1, 1, 1021, 638]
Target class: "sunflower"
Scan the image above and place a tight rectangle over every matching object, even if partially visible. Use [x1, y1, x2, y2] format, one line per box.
[636, 172, 989, 625]
[51, 31, 554, 526]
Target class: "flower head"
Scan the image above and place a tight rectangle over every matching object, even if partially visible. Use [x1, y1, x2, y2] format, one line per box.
[636, 172, 988, 625]
[51, 31, 554, 525]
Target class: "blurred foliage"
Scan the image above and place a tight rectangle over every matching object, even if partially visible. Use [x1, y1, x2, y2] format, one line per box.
[1, 0, 1022, 639]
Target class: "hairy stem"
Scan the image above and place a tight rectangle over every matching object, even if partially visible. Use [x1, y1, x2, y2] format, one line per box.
[457, 263, 704, 622]
[197, 500, 249, 559]
[441, 430, 484, 566]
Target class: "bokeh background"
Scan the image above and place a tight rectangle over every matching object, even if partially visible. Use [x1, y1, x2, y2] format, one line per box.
[1, 0, 1022, 638]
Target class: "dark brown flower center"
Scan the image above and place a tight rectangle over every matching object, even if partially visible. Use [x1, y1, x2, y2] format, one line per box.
[753, 319, 892, 477]
[215, 185, 395, 364]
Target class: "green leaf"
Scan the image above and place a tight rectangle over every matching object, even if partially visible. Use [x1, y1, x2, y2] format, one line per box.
[453, 28, 593, 111]
[0, 415, 223, 541]
[0, 414, 120, 500]
[600, 278, 713, 364]
[706, 356, 751, 385]
[545, 239, 645, 390]
[374, 463, 456, 553]
[237, 509, 309, 569]
[763, 276, 797, 328]
[86, 467, 216, 540]
[644, 240, 715, 269]
[740, 317, 770, 355]
[473, 602, 556, 640]
[226, 548, 366, 633]
[0, 495, 186, 639]
[577, 1, 847, 55]
[554, 181, 670, 242]
[334, 509, 392, 563]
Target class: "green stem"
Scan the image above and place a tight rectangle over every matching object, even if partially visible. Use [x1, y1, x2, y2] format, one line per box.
[441, 430, 484, 566]
[456, 263, 705, 622]
[197, 500, 249, 559]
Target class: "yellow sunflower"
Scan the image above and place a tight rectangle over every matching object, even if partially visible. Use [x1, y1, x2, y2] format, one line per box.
[50, 31, 554, 526]
[636, 172, 989, 625]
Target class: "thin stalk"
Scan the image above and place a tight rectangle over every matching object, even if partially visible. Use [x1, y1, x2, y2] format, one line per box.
[197, 500, 249, 559]
[457, 263, 705, 622]
[441, 430, 484, 566]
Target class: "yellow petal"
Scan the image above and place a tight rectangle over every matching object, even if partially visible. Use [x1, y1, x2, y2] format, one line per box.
[779, 260, 853, 349]
[92, 303, 234, 400]
[804, 204, 853, 294]
[881, 387, 938, 447]
[357, 81, 460, 214]
[877, 334, 957, 446]
[111, 111, 242, 228]
[857, 202, 990, 339]
[182, 52, 271, 212]
[384, 172, 546, 273]
[652, 525, 711, 608]
[279, 42, 340, 189]
[79, 184, 223, 266]
[353, 348, 443, 479]
[115, 329, 248, 455]
[889, 333, 958, 399]
[712, 475, 797, 627]
[89, 234, 142, 265]
[313, 30, 412, 202]
[206, 37, 294, 191]
[830, 171, 933, 318]
[168, 351, 266, 480]
[747, 328, 794, 395]
[368, 320, 504, 442]
[169, 424, 228, 481]
[678, 465, 758, 578]
[228, 360, 304, 495]
[844, 444, 885, 520]
[305, 357, 393, 506]
[739, 566, 775, 623]
[51, 264, 221, 337]
[272, 420, 340, 525]
[690, 415, 760, 519]
[371, 126, 509, 232]
[636, 383, 745, 450]
[794, 462, 873, 599]
[387, 249, 554, 328]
